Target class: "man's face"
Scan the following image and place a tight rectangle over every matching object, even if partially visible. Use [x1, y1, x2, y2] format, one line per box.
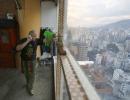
[31, 32, 37, 41]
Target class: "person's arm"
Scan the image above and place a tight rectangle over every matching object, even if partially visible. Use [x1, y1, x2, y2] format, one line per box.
[16, 35, 32, 51]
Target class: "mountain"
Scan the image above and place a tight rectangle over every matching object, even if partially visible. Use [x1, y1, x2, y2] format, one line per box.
[92, 19, 130, 31]
[104, 19, 130, 30]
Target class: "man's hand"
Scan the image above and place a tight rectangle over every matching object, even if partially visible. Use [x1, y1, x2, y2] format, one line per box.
[16, 35, 32, 51]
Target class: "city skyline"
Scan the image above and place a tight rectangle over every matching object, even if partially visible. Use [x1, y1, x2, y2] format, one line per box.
[67, 24, 130, 99]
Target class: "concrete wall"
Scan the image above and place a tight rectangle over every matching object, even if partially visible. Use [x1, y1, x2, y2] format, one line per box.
[41, 1, 58, 32]
[0, 0, 17, 18]
[18, 0, 41, 38]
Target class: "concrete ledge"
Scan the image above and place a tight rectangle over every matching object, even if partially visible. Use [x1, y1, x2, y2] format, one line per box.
[61, 56, 88, 100]
[64, 48, 101, 100]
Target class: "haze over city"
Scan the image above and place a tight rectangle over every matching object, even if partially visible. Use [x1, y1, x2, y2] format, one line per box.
[67, 0, 130, 27]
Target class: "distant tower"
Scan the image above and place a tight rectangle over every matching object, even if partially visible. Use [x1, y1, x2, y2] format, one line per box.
[77, 42, 88, 61]
[76, 33, 89, 61]
[126, 35, 130, 52]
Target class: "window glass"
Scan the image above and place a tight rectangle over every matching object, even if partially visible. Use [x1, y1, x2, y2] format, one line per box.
[66, 0, 130, 99]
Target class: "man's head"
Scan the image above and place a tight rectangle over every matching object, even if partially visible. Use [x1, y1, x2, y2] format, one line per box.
[28, 30, 37, 40]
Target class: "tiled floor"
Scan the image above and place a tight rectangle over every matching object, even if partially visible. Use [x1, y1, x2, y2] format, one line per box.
[0, 63, 53, 100]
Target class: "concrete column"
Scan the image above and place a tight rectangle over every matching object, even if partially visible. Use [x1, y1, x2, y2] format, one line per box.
[56, 0, 66, 100]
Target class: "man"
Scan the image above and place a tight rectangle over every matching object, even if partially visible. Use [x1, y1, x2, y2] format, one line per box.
[16, 30, 40, 95]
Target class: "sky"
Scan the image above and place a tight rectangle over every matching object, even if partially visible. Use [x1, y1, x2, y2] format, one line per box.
[67, 0, 130, 27]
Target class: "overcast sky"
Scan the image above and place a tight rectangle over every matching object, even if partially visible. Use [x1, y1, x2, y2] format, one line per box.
[67, 0, 130, 27]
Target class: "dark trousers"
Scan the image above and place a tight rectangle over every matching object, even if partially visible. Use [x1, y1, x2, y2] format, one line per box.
[21, 60, 36, 92]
